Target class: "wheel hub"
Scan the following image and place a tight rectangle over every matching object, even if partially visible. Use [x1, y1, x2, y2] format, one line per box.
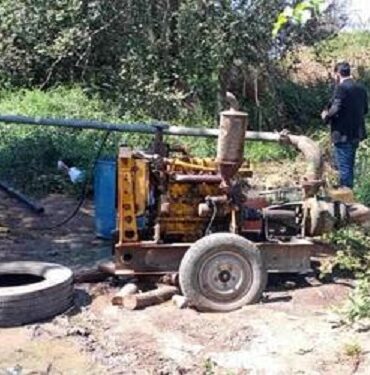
[218, 270, 231, 283]
[198, 250, 253, 303]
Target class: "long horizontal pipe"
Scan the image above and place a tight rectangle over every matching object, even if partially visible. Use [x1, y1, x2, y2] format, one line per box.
[0, 114, 280, 141]
[0, 114, 322, 181]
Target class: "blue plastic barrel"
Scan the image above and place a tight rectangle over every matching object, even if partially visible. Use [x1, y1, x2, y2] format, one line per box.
[93, 159, 116, 239]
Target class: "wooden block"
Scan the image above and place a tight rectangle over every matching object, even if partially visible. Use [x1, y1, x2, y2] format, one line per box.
[112, 283, 138, 305]
[123, 284, 178, 310]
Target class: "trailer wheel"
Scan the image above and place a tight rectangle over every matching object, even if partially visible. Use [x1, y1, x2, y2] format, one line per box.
[0, 261, 73, 327]
[179, 233, 267, 312]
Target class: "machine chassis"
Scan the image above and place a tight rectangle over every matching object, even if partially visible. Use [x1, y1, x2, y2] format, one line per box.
[101, 237, 317, 276]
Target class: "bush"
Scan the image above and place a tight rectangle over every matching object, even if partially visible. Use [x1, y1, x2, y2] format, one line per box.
[0, 0, 292, 120]
[346, 277, 370, 322]
[247, 142, 296, 162]
[0, 0, 341, 124]
[355, 137, 370, 206]
[325, 226, 370, 321]
[275, 79, 331, 131]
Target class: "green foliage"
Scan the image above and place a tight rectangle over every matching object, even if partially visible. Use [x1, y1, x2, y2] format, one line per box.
[343, 341, 363, 357]
[355, 181, 370, 208]
[0, 0, 341, 124]
[275, 79, 331, 130]
[273, 0, 326, 37]
[0, 2, 359, 197]
[0, 0, 284, 118]
[346, 277, 370, 322]
[247, 142, 296, 162]
[0, 0, 88, 87]
[355, 136, 370, 206]
[325, 226, 370, 321]
[280, 31, 370, 135]
[327, 226, 370, 274]
[203, 358, 217, 375]
[314, 31, 370, 76]
[0, 87, 223, 197]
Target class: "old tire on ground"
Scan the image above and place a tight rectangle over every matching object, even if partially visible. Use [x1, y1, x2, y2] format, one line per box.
[179, 233, 267, 312]
[0, 261, 73, 327]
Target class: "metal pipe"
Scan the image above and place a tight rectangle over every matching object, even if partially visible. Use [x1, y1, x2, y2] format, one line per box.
[172, 174, 222, 183]
[0, 114, 323, 180]
[281, 134, 324, 181]
[0, 114, 163, 134]
[0, 180, 44, 214]
[0, 114, 308, 142]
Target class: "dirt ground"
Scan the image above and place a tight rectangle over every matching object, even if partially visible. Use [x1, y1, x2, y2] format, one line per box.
[1, 190, 370, 375]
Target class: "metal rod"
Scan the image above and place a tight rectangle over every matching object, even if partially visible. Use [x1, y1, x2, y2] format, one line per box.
[0, 114, 281, 141]
[172, 174, 222, 183]
[0, 114, 322, 181]
[0, 115, 161, 134]
[0, 180, 44, 214]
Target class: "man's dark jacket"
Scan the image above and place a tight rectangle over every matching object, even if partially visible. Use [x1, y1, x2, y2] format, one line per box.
[326, 78, 368, 143]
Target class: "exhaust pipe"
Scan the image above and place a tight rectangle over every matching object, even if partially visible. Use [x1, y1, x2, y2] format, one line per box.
[216, 93, 248, 189]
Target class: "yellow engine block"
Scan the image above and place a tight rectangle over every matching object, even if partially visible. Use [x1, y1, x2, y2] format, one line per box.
[116, 152, 252, 244]
[159, 181, 221, 241]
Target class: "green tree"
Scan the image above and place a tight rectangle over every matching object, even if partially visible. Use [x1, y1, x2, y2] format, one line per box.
[0, 0, 343, 121]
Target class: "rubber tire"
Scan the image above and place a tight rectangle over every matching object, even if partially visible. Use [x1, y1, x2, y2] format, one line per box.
[0, 261, 74, 327]
[179, 233, 267, 312]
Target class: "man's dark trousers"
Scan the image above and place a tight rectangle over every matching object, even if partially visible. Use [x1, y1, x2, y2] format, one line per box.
[334, 141, 358, 188]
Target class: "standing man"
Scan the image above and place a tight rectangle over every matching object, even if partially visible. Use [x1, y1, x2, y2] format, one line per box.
[322, 62, 368, 189]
